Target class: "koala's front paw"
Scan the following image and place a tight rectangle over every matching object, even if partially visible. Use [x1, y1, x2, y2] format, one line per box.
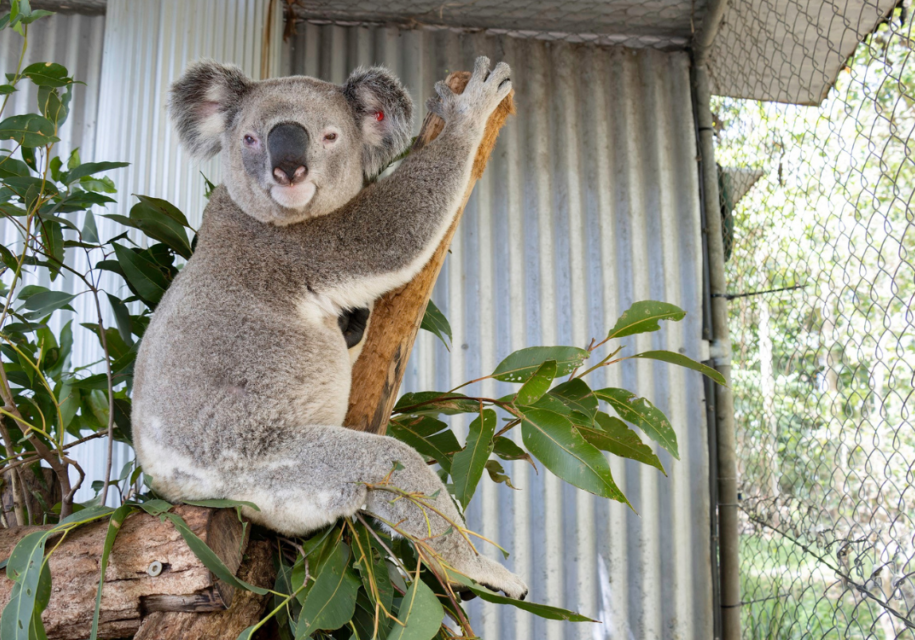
[427, 56, 512, 127]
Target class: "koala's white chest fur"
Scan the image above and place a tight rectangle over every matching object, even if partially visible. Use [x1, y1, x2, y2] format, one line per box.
[293, 293, 354, 424]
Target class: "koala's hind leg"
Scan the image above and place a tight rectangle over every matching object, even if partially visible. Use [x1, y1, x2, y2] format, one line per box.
[224, 425, 527, 600]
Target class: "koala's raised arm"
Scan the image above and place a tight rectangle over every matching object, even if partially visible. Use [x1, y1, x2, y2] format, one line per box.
[170, 58, 511, 312]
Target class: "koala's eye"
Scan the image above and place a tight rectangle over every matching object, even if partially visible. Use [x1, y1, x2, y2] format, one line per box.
[243, 134, 258, 146]
[324, 132, 338, 142]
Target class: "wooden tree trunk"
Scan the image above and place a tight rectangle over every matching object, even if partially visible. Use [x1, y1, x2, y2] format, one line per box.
[344, 72, 516, 434]
[133, 540, 275, 640]
[0, 506, 273, 639]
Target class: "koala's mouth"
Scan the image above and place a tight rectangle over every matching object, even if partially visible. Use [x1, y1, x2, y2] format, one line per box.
[270, 181, 317, 211]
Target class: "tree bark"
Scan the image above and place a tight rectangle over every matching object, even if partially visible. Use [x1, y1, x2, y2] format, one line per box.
[0, 506, 257, 639]
[344, 71, 516, 434]
[133, 540, 275, 640]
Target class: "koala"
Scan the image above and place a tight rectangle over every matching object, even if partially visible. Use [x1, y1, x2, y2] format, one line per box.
[131, 56, 527, 600]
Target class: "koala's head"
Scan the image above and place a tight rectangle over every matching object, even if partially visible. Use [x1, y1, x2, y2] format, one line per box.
[169, 60, 413, 226]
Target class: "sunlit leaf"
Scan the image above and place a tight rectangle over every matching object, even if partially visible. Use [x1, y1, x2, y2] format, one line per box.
[606, 301, 686, 340]
[493, 346, 590, 384]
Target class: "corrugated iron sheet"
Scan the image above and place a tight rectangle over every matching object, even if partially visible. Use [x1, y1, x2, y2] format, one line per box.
[286, 24, 711, 639]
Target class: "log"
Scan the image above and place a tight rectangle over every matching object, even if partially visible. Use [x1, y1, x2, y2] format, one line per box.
[133, 540, 275, 640]
[344, 71, 516, 434]
[0, 506, 249, 639]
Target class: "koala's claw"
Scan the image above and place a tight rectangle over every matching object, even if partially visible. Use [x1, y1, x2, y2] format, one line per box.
[431, 56, 512, 126]
[434, 79, 454, 100]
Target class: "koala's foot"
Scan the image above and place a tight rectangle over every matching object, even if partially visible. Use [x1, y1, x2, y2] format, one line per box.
[450, 552, 529, 601]
[427, 56, 512, 128]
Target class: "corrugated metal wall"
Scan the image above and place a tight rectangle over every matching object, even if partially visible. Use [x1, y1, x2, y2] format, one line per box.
[284, 23, 712, 639]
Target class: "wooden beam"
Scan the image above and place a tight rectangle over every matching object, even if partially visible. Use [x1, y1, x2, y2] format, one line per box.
[0, 506, 248, 639]
[344, 70, 516, 434]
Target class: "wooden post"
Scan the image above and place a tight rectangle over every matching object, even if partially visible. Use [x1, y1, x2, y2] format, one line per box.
[344, 71, 516, 434]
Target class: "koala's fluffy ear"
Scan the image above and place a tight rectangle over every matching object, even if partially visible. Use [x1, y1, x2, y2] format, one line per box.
[169, 60, 253, 159]
[343, 67, 414, 180]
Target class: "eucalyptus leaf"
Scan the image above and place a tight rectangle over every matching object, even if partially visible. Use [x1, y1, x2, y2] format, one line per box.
[0, 530, 51, 640]
[631, 350, 727, 386]
[21, 290, 77, 318]
[0, 114, 58, 147]
[388, 419, 460, 474]
[492, 436, 536, 469]
[547, 378, 598, 419]
[606, 300, 686, 340]
[493, 346, 589, 383]
[89, 505, 134, 640]
[21, 62, 69, 87]
[594, 388, 679, 460]
[578, 413, 666, 475]
[420, 298, 452, 349]
[105, 294, 133, 346]
[63, 161, 129, 184]
[464, 583, 596, 622]
[451, 409, 497, 508]
[162, 511, 269, 595]
[111, 243, 169, 306]
[81, 211, 99, 244]
[295, 542, 360, 639]
[519, 407, 630, 507]
[515, 360, 556, 405]
[387, 576, 444, 640]
[394, 391, 480, 416]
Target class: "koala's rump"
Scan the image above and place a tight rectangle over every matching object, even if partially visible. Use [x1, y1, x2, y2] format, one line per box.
[133, 274, 352, 489]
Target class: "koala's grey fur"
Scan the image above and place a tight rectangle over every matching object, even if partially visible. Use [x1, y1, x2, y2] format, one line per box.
[132, 57, 527, 600]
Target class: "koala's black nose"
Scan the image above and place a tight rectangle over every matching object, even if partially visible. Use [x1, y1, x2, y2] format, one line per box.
[268, 122, 309, 186]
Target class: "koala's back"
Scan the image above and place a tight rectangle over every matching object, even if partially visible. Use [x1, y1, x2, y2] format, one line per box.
[132, 188, 352, 497]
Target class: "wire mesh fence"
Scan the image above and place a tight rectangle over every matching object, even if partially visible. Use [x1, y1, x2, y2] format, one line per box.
[712, 3, 915, 638]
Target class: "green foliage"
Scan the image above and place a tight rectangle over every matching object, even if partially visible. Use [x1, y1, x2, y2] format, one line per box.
[419, 298, 451, 349]
[0, 5, 721, 637]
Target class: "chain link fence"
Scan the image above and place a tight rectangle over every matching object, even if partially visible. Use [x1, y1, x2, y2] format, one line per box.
[712, 2, 915, 637]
